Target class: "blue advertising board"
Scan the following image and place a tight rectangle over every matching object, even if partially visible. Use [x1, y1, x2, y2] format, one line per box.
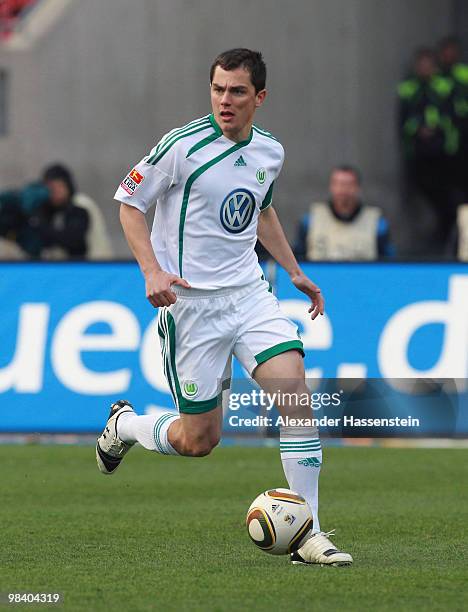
[0, 262, 466, 433]
[275, 263, 468, 380]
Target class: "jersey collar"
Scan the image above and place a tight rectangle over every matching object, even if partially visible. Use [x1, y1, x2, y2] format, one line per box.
[209, 113, 253, 146]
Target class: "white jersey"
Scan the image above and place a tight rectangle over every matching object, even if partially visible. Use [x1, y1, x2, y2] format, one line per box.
[114, 114, 284, 289]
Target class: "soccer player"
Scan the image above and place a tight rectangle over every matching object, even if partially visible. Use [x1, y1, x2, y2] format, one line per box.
[97, 49, 352, 566]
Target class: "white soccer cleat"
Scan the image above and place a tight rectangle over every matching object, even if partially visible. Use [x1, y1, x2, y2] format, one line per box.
[96, 399, 135, 475]
[290, 530, 353, 567]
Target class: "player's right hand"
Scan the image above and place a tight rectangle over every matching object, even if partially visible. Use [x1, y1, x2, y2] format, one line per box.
[145, 269, 191, 307]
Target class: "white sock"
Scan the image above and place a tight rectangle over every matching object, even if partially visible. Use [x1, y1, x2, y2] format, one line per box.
[118, 410, 180, 455]
[280, 426, 322, 532]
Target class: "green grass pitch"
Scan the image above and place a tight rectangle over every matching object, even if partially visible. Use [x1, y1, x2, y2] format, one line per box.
[1, 445, 467, 611]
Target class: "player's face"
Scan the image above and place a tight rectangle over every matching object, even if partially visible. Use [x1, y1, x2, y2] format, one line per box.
[210, 66, 266, 142]
[329, 171, 360, 213]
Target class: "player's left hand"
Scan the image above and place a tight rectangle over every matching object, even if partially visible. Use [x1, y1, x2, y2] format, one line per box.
[291, 272, 325, 320]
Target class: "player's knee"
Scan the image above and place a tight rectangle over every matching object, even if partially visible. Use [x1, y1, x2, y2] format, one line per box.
[183, 442, 213, 457]
[278, 379, 307, 403]
[274, 379, 311, 417]
[181, 432, 220, 457]
[208, 432, 221, 449]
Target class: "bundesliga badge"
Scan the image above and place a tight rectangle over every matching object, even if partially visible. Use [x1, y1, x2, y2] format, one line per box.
[121, 168, 145, 195]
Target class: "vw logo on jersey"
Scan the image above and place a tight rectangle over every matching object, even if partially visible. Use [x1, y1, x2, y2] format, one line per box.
[220, 188, 256, 234]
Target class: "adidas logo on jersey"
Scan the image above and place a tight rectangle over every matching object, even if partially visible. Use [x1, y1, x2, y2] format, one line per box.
[234, 155, 247, 167]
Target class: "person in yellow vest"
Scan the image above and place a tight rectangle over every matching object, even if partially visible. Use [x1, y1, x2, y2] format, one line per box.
[451, 203, 468, 261]
[294, 165, 395, 261]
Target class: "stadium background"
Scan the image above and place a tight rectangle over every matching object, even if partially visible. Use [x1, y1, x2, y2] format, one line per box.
[1, 3, 467, 611]
[1, 0, 468, 255]
[0, 0, 467, 436]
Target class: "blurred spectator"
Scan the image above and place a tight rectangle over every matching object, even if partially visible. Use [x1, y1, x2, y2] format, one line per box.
[36, 164, 90, 259]
[448, 204, 468, 261]
[0, 181, 49, 257]
[438, 36, 468, 201]
[294, 166, 394, 261]
[41, 164, 113, 258]
[398, 48, 458, 250]
[0, 163, 116, 259]
[439, 35, 468, 76]
[73, 191, 113, 259]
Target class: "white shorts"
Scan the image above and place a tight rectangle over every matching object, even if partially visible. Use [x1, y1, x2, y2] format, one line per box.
[157, 277, 304, 414]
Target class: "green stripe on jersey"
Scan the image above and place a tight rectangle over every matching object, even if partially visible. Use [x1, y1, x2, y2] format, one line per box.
[147, 121, 212, 165]
[153, 115, 210, 154]
[253, 124, 279, 141]
[178, 130, 253, 277]
[185, 113, 224, 157]
[148, 116, 210, 160]
[261, 181, 275, 210]
[260, 272, 273, 293]
[186, 130, 222, 158]
[208, 113, 223, 136]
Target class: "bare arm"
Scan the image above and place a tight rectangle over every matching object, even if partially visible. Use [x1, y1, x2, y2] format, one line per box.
[119, 203, 189, 307]
[257, 206, 301, 276]
[257, 206, 324, 318]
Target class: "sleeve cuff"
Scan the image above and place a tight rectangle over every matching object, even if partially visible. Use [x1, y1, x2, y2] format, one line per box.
[113, 192, 149, 214]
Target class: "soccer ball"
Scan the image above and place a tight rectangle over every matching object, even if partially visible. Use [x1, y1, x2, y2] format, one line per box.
[246, 488, 313, 555]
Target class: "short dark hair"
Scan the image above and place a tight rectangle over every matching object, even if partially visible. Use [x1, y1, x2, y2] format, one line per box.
[331, 165, 362, 185]
[210, 48, 266, 93]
